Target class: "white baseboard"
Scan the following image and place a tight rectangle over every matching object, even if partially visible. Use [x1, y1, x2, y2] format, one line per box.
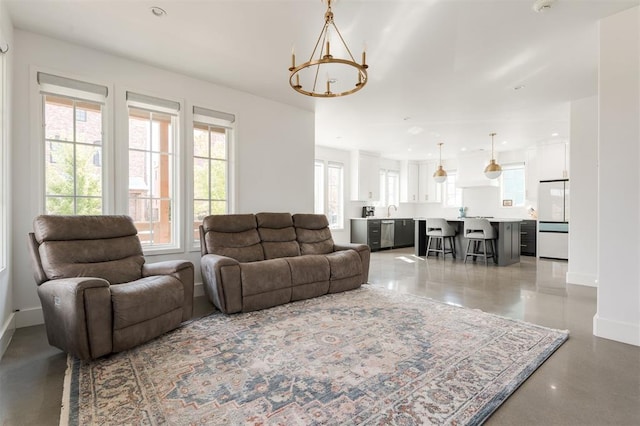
[593, 313, 640, 346]
[15, 306, 45, 328]
[12, 282, 205, 330]
[0, 313, 16, 360]
[566, 272, 598, 287]
[194, 281, 204, 297]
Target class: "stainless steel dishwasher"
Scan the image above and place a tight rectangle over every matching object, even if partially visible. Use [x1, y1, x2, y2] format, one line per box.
[380, 220, 395, 249]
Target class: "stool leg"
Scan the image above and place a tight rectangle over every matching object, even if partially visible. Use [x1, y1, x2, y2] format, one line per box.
[482, 240, 488, 266]
[464, 239, 472, 263]
[451, 236, 456, 259]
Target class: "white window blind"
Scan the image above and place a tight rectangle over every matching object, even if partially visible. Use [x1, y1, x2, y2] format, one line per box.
[193, 106, 235, 126]
[37, 72, 108, 103]
[126, 91, 180, 114]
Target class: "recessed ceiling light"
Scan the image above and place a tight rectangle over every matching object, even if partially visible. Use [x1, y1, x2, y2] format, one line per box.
[551, 132, 559, 137]
[502, 140, 508, 145]
[407, 126, 423, 135]
[150, 6, 167, 17]
[532, 0, 555, 13]
[461, 147, 467, 152]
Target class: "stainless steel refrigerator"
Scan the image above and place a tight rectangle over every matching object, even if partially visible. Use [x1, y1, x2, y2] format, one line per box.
[537, 179, 569, 260]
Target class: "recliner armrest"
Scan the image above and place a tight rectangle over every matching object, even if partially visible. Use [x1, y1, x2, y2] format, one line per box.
[142, 260, 194, 277]
[200, 254, 242, 314]
[143, 260, 195, 322]
[37, 277, 112, 360]
[333, 243, 371, 284]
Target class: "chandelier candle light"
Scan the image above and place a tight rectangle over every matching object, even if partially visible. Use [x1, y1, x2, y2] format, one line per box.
[433, 142, 447, 183]
[289, 0, 368, 97]
[484, 132, 502, 179]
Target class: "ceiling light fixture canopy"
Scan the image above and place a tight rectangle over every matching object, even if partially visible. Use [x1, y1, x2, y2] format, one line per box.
[484, 132, 502, 179]
[433, 142, 447, 183]
[289, 0, 368, 97]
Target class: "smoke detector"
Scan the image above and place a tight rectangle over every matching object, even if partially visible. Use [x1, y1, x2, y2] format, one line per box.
[532, 0, 556, 12]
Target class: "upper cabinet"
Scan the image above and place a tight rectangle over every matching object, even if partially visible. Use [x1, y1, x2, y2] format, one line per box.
[456, 152, 498, 188]
[350, 151, 380, 201]
[400, 161, 419, 203]
[537, 142, 569, 181]
[418, 161, 442, 203]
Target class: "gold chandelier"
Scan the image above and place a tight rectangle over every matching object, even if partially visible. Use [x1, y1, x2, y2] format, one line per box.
[289, 0, 368, 97]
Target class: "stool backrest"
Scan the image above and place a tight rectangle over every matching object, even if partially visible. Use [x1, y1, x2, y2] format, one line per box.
[463, 218, 496, 239]
[426, 218, 456, 236]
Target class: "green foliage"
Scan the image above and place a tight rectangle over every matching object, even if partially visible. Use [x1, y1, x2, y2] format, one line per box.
[46, 142, 102, 215]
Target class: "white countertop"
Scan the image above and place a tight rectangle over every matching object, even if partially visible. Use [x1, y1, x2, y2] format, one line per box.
[414, 217, 524, 223]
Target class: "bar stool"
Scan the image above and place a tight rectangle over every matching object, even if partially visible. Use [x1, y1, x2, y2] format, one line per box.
[426, 218, 456, 259]
[463, 218, 497, 265]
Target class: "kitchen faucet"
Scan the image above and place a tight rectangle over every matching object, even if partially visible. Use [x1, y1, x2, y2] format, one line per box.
[387, 204, 397, 217]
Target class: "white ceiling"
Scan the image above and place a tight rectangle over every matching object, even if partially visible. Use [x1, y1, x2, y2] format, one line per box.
[6, 0, 639, 160]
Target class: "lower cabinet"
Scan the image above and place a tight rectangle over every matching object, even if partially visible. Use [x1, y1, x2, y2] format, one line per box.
[520, 220, 537, 256]
[394, 219, 415, 248]
[351, 219, 414, 251]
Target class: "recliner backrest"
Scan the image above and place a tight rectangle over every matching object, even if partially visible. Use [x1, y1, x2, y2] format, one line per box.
[256, 212, 300, 259]
[293, 214, 335, 255]
[31, 215, 145, 285]
[201, 214, 265, 262]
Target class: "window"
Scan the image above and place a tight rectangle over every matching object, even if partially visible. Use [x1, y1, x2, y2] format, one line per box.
[443, 171, 463, 208]
[192, 106, 235, 244]
[501, 163, 526, 207]
[127, 92, 180, 249]
[39, 72, 107, 215]
[0, 49, 5, 269]
[314, 160, 324, 214]
[379, 169, 399, 207]
[314, 160, 344, 229]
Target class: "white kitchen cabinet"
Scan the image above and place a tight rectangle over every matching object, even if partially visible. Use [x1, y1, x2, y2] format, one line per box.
[418, 161, 442, 203]
[400, 161, 419, 203]
[537, 142, 569, 180]
[350, 151, 380, 201]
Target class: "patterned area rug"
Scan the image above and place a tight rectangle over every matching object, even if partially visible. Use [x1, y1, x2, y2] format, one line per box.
[61, 285, 568, 425]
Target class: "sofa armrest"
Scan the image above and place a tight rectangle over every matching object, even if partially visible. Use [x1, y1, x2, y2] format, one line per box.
[334, 243, 371, 284]
[143, 260, 195, 321]
[200, 254, 242, 314]
[37, 277, 112, 360]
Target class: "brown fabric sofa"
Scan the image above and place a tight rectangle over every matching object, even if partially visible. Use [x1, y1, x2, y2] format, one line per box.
[28, 215, 194, 360]
[200, 213, 370, 314]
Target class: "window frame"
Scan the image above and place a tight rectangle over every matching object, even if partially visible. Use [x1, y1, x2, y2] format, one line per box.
[378, 168, 400, 207]
[124, 90, 182, 254]
[34, 68, 112, 217]
[314, 159, 345, 230]
[500, 162, 526, 208]
[0, 50, 6, 271]
[443, 170, 463, 208]
[189, 105, 236, 250]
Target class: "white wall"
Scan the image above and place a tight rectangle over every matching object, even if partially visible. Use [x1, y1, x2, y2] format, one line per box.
[567, 96, 598, 287]
[11, 30, 314, 328]
[0, 0, 14, 359]
[595, 7, 640, 346]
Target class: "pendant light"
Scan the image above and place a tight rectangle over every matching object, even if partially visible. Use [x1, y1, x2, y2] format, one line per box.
[433, 142, 447, 183]
[484, 132, 502, 179]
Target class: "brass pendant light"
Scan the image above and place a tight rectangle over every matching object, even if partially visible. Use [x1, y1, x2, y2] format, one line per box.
[484, 132, 502, 179]
[433, 142, 447, 183]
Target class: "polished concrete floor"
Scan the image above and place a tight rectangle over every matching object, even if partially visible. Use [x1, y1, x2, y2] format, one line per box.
[1, 249, 639, 425]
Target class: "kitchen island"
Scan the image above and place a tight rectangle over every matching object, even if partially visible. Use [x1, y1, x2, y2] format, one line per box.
[414, 218, 523, 266]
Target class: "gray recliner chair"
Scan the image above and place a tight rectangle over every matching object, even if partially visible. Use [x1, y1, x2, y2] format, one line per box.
[28, 215, 194, 360]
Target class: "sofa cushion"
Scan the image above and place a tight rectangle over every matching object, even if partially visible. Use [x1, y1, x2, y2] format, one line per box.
[256, 212, 300, 259]
[110, 275, 184, 330]
[293, 214, 335, 255]
[239, 258, 292, 296]
[202, 214, 264, 262]
[325, 250, 363, 294]
[286, 255, 331, 301]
